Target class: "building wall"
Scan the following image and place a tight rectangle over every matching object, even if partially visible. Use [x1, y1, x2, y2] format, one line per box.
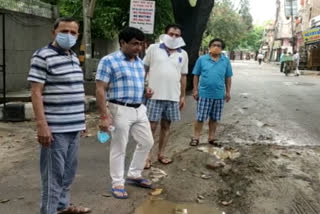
[0, 11, 53, 92]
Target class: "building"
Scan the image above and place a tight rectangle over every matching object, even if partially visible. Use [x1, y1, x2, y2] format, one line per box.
[296, 0, 320, 69]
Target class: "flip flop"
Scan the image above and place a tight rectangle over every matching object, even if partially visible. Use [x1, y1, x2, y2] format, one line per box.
[111, 188, 129, 199]
[144, 159, 152, 169]
[208, 139, 221, 147]
[126, 178, 152, 189]
[190, 138, 199, 146]
[57, 204, 91, 214]
[158, 156, 173, 165]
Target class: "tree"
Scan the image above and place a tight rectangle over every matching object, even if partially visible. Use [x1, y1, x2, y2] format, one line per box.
[239, 25, 264, 51]
[171, 0, 215, 87]
[202, 0, 255, 51]
[238, 0, 253, 31]
[203, 0, 246, 51]
[43, 0, 174, 40]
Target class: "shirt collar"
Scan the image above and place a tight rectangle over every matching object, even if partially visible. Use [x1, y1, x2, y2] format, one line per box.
[48, 42, 75, 56]
[206, 53, 225, 62]
[159, 43, 182, 53]
[118, 50, 140, 61]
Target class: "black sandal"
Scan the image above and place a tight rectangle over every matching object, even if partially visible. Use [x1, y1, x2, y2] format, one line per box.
[190, 138, 199, 146]
[208, 139, 221, 147]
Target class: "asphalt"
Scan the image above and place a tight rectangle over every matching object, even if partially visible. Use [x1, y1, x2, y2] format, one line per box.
[1, 60, 320, 214]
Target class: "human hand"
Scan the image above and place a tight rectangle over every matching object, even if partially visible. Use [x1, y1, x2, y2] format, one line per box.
[37, 122, 54, 147]
[145, 87, 154, 99]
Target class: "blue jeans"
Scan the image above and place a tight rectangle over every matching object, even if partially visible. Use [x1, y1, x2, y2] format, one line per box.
[40, 132, 80, 214]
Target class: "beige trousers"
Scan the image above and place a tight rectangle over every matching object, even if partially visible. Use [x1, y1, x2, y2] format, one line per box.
[108, 103, 154, 187]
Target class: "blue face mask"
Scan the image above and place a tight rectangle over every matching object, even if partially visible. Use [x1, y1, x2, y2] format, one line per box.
[97, 131, 110, 144]
[55, 33, 77, 49]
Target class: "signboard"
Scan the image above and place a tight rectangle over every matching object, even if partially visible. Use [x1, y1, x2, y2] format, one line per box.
[273, 40, 282, 49]
[302, 27, 320, 45]
[284, 0, 298, 17]
[129, 0, 155, 34]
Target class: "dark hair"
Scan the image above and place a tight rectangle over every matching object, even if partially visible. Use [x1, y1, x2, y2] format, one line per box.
[209, 38, 226, 50]
[118, 27, 145, 44]
[54, 17, 79, 30]
[165, 24, 182, 34]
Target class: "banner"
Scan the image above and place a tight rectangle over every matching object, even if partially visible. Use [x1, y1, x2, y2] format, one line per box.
[302, 27, 320, 45]
[129, 0, 155, 34]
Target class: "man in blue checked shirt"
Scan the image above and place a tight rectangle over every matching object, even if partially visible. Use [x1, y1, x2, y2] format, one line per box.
[190, 38, 233, 147]
[95, 27, 154, 199]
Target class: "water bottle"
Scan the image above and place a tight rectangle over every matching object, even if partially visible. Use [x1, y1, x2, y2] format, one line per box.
[97, 126, 115, 144]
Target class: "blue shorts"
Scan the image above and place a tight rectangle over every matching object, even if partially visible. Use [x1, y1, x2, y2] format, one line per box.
[146, 99, 180, 122]
[197, 97, 224, 121]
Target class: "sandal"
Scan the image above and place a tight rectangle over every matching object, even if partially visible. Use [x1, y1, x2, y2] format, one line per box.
[144, 159, 152, 169]
[158, 156, 173, 165]
[111, 188, 129, 199]
[189, 138, 199, 146]
[208, 139, 221, 147]
[57, 204, 91, 214]
[126, 177, 152, 189]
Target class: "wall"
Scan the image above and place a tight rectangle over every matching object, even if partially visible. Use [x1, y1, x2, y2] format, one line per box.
[0, 11, 53, 92]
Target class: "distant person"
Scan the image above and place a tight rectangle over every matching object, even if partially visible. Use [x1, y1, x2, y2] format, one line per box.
[280, 49, 288, 73]
[257, 53, 264, 65]
[28, 17, 91, 214]
[293, 51, 300, 76]
[190, 38, 233, 147]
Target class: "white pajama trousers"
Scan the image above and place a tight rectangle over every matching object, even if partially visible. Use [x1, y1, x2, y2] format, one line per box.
[108, 103, 154, 187]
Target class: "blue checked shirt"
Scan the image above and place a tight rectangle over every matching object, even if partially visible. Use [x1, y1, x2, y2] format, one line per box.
[96, 50, 145, 104]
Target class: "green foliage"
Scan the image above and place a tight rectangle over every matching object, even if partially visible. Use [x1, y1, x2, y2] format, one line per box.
[203, 0, 248, 50]
[202, 0, 263, 51]
[239, 25, 264, 51]
[41, 0, 174, 40]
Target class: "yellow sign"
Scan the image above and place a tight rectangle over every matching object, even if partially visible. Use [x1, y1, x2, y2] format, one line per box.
[303, 27, 320, 44]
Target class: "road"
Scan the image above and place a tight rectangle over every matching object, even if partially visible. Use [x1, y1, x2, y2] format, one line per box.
[0, 60, 320, 214]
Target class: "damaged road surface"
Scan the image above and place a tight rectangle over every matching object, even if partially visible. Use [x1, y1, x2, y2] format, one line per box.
[1, 61, 320, 213]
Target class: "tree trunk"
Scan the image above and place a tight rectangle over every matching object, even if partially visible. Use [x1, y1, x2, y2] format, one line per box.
[171, 0, 215, 89]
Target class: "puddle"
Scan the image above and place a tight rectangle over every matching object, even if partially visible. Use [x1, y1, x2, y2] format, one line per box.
[134, 199, 223, 214]
[197, 146, 241, 160]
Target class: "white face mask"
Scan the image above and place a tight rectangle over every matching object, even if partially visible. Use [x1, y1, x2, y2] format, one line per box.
[159, 34, 186, 49]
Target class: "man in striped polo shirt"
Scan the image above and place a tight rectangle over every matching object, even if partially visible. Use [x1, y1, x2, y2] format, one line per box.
[96, 27, 154, 199]
[28, 17, 90, 214]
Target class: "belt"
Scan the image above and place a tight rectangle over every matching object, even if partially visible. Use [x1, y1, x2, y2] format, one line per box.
[109, 100, 141, 108]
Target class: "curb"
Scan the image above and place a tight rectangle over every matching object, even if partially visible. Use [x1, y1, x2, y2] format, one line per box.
[0, 97, 97, 122]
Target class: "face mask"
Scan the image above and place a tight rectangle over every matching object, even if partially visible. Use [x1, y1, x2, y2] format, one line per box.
[55, 33, 77, 49]
[210, 47, 221, 55]
[159, 34, 186, 49]
[97, 131, 110, 144]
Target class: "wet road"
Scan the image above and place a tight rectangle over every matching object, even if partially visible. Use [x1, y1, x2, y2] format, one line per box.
[224, 61, 320, 146]
[1, 60, 320, 214]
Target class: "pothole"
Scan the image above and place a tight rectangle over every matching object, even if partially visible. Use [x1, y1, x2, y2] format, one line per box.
[134, 199, 223, 214]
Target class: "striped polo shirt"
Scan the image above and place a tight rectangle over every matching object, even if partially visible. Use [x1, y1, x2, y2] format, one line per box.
[28, 43, 85, 133]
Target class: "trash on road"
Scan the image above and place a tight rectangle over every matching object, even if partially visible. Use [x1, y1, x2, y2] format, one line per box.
[150, 188, 163, 196]
[0, 199, 10, 203]
[150, 167, 168, 182]
[201, 174, 212, 179]
[197, 146, 240, 160]
[221, 200, 233, 206]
